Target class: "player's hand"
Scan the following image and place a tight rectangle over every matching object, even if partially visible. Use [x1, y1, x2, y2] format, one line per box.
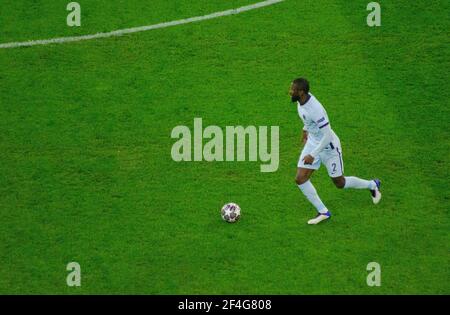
[303, 154, 315, 165]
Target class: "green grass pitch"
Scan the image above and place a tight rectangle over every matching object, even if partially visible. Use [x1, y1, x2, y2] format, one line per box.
[0, 0, 448, 294]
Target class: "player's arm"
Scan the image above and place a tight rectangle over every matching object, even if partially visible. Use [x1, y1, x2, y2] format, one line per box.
[310, 123, 332, 158]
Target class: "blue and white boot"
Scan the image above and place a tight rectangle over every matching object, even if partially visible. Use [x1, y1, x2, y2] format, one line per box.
[307, 211, 331, 225]
[370, 179, 382, 204]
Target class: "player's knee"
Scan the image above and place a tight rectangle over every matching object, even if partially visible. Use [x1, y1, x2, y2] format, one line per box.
[335, 182, 345, 189]
[295, 175, 309, 185]
[333, 177, 345, 189]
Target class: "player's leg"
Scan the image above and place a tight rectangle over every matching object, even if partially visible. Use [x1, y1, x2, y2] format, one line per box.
[331, 176, 346, 188]
[342, 176, 382, 204]
[323, 144, 381, 204]
[295, 168, 331, 224]
[296, 145, 331, 224]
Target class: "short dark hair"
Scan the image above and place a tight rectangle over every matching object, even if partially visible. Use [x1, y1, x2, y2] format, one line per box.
[293, 78, 309, 94]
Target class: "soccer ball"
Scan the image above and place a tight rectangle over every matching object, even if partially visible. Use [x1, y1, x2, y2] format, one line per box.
[221, 202, 241, 223]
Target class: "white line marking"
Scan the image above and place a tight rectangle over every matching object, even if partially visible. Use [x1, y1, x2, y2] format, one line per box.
[0, 0, 284, 49]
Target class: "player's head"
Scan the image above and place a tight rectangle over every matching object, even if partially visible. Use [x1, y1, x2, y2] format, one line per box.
[290, 77, 310, 102]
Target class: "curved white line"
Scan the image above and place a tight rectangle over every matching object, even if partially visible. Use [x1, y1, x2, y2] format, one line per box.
[0, 0, 284, 49]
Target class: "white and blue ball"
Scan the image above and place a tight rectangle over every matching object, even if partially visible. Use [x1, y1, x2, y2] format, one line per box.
[221, 203, 241, 223]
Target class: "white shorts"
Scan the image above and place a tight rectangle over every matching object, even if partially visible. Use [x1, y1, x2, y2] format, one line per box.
[297, 139, 344, 178]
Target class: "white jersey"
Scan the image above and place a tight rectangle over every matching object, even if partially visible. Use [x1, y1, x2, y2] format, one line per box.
[297, 93, 339, 145]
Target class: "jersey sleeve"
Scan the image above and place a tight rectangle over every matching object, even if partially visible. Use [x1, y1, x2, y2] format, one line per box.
[309, 104, 332, 157]
[311, 106, 329, 129]
[310, 124, 333, 158]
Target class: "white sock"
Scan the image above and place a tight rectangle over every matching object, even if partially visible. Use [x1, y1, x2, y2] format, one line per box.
[298, 180, 329, 214]
[344, 176, 376, 190]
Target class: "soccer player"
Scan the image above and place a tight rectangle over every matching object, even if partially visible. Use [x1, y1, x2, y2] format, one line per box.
[289, 78, 381, 225]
